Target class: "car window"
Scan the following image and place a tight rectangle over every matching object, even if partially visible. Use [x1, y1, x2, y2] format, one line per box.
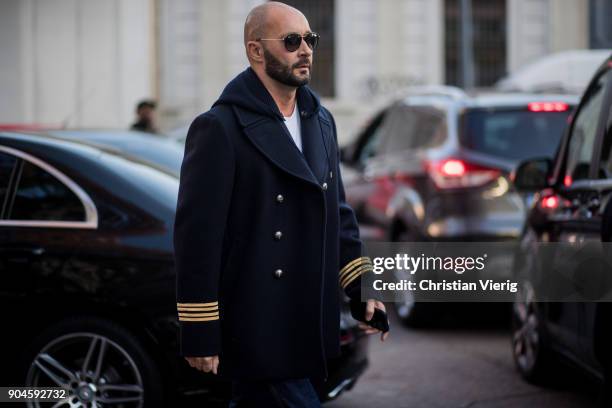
[354, 110, 387, 166]
[460, 109, 571, 163]
[565, 70, 610, 183]
[378, 104, 447, 154]
[0, 152, 17, 217]
[8, 160, 86, 222]
[598, 78, 612, 179]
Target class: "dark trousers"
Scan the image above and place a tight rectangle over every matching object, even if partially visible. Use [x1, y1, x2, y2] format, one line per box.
[228, 378, 322, 408]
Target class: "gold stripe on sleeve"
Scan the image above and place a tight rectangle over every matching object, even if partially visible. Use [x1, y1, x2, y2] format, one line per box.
[178, 311, 219, 318]
[177, 301, 218, 307]
[339, 256, 371, 278]
[178, 316, 220, 322]
[340, 263, 373, 288]
[177, 305, 218, 312]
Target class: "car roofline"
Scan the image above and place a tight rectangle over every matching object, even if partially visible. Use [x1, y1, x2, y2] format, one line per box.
[0, 131, 178, 177]
[396, 90, 579, 109]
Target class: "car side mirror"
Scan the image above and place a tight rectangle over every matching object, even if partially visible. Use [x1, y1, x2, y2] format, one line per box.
[513, 158, 552, 192]
[340, 145, 356, 165]
[339, 146, 347, 162]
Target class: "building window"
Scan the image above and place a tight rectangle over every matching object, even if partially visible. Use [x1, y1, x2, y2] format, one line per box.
[590, 0, 612, 48]
[279, 0, 335, 97]
[445, 0, 506, 87]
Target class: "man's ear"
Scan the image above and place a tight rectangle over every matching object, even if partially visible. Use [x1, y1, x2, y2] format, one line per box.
[247, 41, 264, 63]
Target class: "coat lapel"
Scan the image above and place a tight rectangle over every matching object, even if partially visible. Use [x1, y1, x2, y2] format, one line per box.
[300, 112, 330, 184]
[233, 105, 319, 187]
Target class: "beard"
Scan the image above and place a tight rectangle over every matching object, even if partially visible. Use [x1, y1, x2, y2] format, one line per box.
[263, 47, 311, 87]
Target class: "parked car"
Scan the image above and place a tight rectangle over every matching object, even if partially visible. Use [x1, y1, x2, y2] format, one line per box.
[340, 87, 577, 325]
[495, 49, 611, 94]
[37, 129, 185, 177]
[0, 130, 369, 406]
[511, 56, 612, 392]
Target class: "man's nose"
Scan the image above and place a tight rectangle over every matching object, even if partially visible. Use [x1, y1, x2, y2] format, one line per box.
[297, 38, 313, 58]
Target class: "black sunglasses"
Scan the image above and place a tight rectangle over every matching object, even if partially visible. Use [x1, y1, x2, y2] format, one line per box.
[257, 32, 320, 52]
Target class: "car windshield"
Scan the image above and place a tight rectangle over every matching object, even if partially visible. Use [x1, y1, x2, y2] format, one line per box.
[460, 109, 571, 162]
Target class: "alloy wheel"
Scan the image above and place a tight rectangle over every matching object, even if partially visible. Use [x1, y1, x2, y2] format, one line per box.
[512, 283, 540, 374]
[25, 332, 144, 408]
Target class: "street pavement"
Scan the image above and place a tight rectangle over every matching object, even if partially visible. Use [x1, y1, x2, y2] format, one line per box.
[326, 307, 600, 408]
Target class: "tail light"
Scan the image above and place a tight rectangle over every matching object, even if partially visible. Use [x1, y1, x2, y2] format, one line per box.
[536, 187, 571, 212]
[425, 158, 501, 189]
[540, 195, 559, 210]
[538, 192, 570, 212]
[528, 102, 569, 112]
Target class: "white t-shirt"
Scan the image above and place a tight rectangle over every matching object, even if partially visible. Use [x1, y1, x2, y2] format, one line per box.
[284, 103, 302, 152]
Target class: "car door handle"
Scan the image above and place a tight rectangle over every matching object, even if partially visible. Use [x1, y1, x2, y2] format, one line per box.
[586, 197, 601, 210]
[575, 197, 601, 219]
[0, 247, 45, 256]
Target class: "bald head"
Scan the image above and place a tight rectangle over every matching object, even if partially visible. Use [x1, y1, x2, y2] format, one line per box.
[243, 2, 307, 46]
[243, 2, 314, 88]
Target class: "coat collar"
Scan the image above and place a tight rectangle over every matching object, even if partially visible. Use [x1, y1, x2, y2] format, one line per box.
[230, 70, 332, 188]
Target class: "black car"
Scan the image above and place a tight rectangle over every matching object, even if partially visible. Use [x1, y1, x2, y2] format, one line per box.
[340, 88, 577, 326]
[511, 55, 612, 390]
[0, 130, 368, 406]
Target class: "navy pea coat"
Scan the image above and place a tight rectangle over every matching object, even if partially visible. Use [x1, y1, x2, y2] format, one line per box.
[173, 67, 374, 381]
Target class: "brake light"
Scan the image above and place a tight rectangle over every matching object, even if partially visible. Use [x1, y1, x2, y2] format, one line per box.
[425, 159, 501, 189]
[563, 175, 572, 187]
[528, 102, 569, 112]
[440, 159, 466, 177]
[541, 195, 559, 210]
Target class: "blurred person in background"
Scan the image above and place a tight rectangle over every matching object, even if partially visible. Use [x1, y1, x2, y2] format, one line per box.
[130, 99, 159, 133]
[174, 2, 388, 407]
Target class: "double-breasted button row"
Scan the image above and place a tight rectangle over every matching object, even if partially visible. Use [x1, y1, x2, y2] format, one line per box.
[274, 194, 285, 277]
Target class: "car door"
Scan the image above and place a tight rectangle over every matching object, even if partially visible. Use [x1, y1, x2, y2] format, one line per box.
[347, 103, 450, 241]
[0, 150, 19, 286]
[341, 109, 389, 241]
[0, 143, 96, 303]
[570, 62, 612, 371]
[544, 63, 612, 358]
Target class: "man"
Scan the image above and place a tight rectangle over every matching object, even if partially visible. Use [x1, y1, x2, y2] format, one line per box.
[174, 2, 389, 406]
[130, 99, 159, 133]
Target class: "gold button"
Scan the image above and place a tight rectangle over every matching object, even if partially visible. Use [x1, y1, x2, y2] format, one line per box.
[274, 269, 283, 278]
[322, 182, 328, 191]
[276, 194, 284, 203]
[274, 231, 283, 240]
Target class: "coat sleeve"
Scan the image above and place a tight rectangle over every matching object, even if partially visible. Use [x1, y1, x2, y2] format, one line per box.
[328, 112, 374, 302]
[174, 112, 235, 357]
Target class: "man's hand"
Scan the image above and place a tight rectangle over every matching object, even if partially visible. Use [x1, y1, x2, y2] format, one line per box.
[357, 299, 390, 341]
[184, 355, 219, 374]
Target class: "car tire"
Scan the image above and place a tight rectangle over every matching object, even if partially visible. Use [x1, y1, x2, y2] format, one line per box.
[20, 316, 164, 408]
[511, 284, 561, 385]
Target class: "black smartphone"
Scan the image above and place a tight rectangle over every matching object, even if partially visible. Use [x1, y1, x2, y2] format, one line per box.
[350, 301, 390, 333]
